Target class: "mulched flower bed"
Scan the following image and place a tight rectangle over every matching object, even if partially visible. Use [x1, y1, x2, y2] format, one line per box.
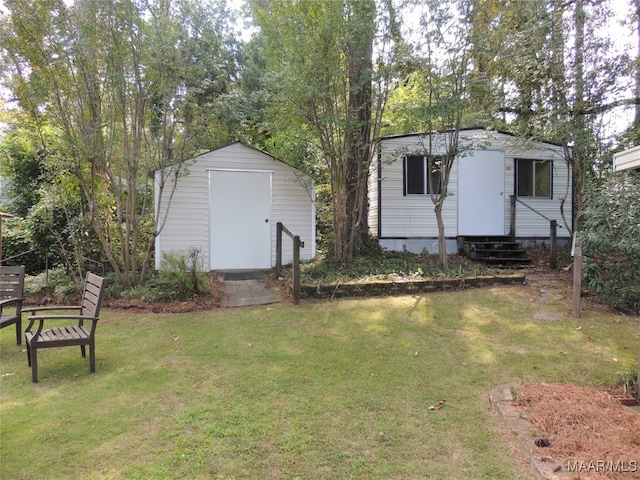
[515, 383, 640, 480]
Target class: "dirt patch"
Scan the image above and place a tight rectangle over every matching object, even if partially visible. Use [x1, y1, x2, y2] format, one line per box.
[105, 274, 226, 313]
[513, 383, 639, 480]
[103, 295, 224, 314]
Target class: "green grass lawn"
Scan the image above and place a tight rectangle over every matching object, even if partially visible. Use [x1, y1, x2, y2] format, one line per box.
[1, 284, 637, 479]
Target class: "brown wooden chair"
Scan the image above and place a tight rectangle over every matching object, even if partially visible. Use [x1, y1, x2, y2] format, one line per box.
[0, 265, 26, 345]
[25, 272, 106, 383]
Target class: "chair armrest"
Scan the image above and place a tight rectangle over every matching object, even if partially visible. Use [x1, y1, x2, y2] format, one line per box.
[0, 297, 23, 307]
[28, 314, 99, 322]
[27, 305, 81, 315]
[26, 314, 99, 332]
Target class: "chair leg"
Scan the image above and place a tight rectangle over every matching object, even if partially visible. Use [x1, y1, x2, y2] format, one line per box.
[16, 320, 21, 345]
[26, 342, 31, 366]
[81, 345, 86, 358]
[89, 342, 95, 373]
[30, 347, 38, 383]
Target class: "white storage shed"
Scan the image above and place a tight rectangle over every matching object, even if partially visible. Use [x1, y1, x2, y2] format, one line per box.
[155, 142, 315, 271]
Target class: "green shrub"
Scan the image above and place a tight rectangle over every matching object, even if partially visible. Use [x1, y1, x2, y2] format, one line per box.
[121, 248, 210, 303]
[1, 216, 41, 273]
[24, 268, 82, 300]
[581, 173, 640, 314]
[299, 246, 493, 284]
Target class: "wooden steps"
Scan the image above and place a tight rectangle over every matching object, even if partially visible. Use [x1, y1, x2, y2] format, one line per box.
[459, 236, 532, 269]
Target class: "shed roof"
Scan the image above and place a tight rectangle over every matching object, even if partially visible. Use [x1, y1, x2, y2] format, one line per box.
[155, 141, 308, 174]
[379, 127, 563, 147]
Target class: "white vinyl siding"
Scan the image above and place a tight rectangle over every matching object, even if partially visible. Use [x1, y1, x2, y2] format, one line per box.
[155, 142, 315, 270]
[378, 136, 458, 239]
[367, 155, 380, 237]
[613, 145, 640, 172]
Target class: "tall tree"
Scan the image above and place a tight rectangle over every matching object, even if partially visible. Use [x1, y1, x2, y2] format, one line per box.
[250, 0, 399, 262]
[633, 0, 640, 145]
[0, 0, 239, 285]
[468, 0, 633, 231]
[383, 0, 474, 267]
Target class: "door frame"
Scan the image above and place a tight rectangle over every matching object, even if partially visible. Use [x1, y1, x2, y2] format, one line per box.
[208, 168, 273, 270]
[457, 151, 506, 236]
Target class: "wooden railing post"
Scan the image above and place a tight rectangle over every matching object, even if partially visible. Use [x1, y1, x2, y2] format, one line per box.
[275, 222, 283, 277]
[275, 222, 302, 305]
[509, 195, 516, 241]
[550, 220, 557, 269]
[572, 236, 582, 317]
[293, 235, 301, 305]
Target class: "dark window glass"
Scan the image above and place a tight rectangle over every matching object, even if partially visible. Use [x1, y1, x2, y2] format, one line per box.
[405, 155, 425, 194]
[534, 161, 551, 197]
[404, 155, 444, 195]
[517, 159, 551, 198]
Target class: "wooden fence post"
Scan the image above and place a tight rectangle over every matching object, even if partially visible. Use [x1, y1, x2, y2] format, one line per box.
[572, 236, 582, 317]
[275, 222, 283, 277]
[275, 222, 302, 305]
[293, 235, 301, 305]
[550, 220, 557, 270]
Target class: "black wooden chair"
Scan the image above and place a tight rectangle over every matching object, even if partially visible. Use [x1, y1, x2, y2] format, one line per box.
[0, 265, 26, 345]
[25, 272, 106, 382]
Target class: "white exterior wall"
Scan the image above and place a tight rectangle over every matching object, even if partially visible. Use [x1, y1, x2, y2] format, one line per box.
[155, 142, 315, 270]
[613, 145, 640, 172]
[372, 129, 572, 253]
[377, 134, 458, 239]
[367, 151, 380, 237]
[504, 150, 572, 239]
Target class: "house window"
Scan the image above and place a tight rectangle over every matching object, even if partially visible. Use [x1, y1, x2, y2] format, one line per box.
[516, 159, 551, 198]
[404, 155, 443, 195]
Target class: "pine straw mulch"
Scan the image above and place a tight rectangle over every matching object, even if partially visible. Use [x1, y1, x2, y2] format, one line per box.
[515, 383, 640, 480]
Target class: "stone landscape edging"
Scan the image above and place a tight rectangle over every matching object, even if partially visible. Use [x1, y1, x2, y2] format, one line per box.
[301, 273, 526, 299]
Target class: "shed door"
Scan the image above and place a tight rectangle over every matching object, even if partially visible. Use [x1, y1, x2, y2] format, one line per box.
[458, 151, 505, 236]
[210, 170, 272, 270]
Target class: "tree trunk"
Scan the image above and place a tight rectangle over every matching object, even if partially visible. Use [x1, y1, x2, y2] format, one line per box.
[635, 0, 640, 145]
[336, 0, 375, 262]
[435, 202, 447, 269]
[572, 0, 586, 232]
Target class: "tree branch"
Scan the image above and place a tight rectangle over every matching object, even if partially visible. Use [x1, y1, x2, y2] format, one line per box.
[497, 97, 640, 117]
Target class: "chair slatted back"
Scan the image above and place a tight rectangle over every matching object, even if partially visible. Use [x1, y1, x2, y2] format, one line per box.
[0, 266, 25, 300]
[80, 272, 106, 318]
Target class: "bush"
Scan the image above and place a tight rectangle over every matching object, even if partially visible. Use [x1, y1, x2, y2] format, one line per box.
[1, 216, 42, 273]
[121, 249, 210, 303]
[581, 173, 640, 314]
[24, 268, 83, 300]
[299, 245, 493, 284]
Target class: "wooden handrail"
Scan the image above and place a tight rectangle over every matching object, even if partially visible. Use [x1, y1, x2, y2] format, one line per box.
[514, 196, 563, 227]
[510, 196, 559, 269]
